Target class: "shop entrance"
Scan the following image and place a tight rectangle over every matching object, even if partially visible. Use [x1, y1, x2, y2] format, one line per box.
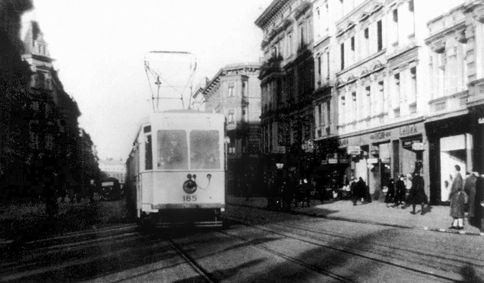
[439, 134, 473, 202]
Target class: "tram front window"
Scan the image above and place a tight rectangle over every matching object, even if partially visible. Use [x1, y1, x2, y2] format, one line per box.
[157, 130, 188, 169]
[190, 130, 220, 169]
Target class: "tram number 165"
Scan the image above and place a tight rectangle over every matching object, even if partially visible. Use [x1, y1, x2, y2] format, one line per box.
[183, 195, 197, 202]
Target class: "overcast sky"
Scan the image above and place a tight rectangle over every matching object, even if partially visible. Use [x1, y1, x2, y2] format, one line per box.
[24, 0, 272, 160]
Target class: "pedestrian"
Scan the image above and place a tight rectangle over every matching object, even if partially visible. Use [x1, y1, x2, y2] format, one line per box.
[404, 173, 413, 204]
[475, 174, 484, 232]
[384, 178, 395, 204]
[350, 177, 358, 205]
[463, 171, 477, 220]
[394, 174, 406, 207]
[356, 177, 367, 203]
[449, 165, 466, 230]
[407, 171, 427, 214]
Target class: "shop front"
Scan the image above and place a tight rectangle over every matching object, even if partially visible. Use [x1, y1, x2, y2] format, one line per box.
[469, 105, 484, 174]
[426, 114, 472, 204]
[313, 138, 351, 199]
[339, 120, 426, 200]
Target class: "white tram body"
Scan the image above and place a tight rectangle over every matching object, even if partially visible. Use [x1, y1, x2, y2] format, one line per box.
[127, 110, 225, 227]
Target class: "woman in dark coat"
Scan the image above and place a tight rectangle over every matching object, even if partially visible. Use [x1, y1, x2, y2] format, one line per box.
[464, 172, 477, 218]
[407, 171, 427, 214]
[356, 177, 367, 203]
[449, 165, 465, 229]
[394, 175, 406, 206]
[385, 178, 395, 204]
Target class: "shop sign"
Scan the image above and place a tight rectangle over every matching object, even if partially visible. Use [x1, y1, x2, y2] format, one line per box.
[479, 117, 484, 124]
[412, 142, 424, 151]
[370, 131, 391, 141]
[402, 140, 413, 149]
[339, 158, 349, 164]
[399, 124, 418, 137]
[381, 158, 391, 163]
[347, 146, 361, 155]
[328, 158, 338, 164]
[321, 159, 328, 165]
[367, 158, 379, 164]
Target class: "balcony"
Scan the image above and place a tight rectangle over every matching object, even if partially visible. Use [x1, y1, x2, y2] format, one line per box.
[260, 55, 283, 78]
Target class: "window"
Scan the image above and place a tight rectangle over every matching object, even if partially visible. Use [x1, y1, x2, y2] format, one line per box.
[394, 73, 401, 103]
[393, 9, 398, 22]
[317, 56, 322, 76]
[366, 86, 371, 116]
[242, 81, 247, 97]
[351, 36, 355, 51]
[287, 33, 293, 55]
[411, 67, 417, 100]
[228, 111, 235, 123]
[378, 81, 385, 113]
[228, 83, 234, 97]
[145, 134, 153, 170]
[364, 28, 369, 57]
[157, 130, 188, 169]
[45, 134, 54, 151]
[409, 0, 414, 12]
[299, 24, 305, 47]
[190, 130, 220, 169]
[377, 20, 383, 51]
[340, 43, 345, 70]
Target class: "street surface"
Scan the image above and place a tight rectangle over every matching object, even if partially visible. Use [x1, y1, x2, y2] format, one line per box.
[1, 205, 483, 282]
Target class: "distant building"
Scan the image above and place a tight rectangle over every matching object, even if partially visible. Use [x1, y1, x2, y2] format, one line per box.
[21, 21, 86, 194]
[202, 63, 262, 194]
[99, 158, 126, 186]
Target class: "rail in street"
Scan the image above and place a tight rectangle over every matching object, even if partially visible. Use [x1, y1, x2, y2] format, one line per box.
[1, 206, 483, 282]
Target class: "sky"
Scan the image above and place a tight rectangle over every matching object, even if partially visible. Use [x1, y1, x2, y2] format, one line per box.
[23, 0, 273, 160]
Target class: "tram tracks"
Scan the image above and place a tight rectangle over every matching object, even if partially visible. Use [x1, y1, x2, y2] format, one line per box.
[167, 238, 218, 283]
[223, 215, 466, 282]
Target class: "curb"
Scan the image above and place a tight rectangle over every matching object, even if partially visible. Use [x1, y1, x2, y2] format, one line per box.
[228, 202, 484, 237]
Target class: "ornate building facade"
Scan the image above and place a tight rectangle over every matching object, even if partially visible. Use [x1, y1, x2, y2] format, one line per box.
[256, 0, 315, 179]
[425, 0, 484, 203]
[257, 0, 481, 203]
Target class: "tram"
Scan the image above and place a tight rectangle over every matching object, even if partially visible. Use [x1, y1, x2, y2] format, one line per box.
[126, 110, 225, 227]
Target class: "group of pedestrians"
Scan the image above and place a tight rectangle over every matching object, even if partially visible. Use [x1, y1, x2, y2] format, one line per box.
[383, 171, 428, 215]
[267, 171, 314, 210]
[349, 177, 371, 205]
[448, 165, 483, 230]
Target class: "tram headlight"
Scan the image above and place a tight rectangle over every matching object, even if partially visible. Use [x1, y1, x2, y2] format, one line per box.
[183, 179, 197, 194]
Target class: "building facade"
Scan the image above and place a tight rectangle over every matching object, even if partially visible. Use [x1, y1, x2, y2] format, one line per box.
[425, 0, 484, 203]
[202, 63, 262, 194]
[256, 0, 315, 181]
[257, 0, 481, 203]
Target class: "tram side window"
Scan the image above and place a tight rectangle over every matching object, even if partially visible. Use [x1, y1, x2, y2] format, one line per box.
[157, 130, 188, 169]
[145, 134, 152, 170]
[190, 130, 220, 169]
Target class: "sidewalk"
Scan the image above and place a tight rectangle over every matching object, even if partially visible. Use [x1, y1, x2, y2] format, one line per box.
[227, 195, 484, 236]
